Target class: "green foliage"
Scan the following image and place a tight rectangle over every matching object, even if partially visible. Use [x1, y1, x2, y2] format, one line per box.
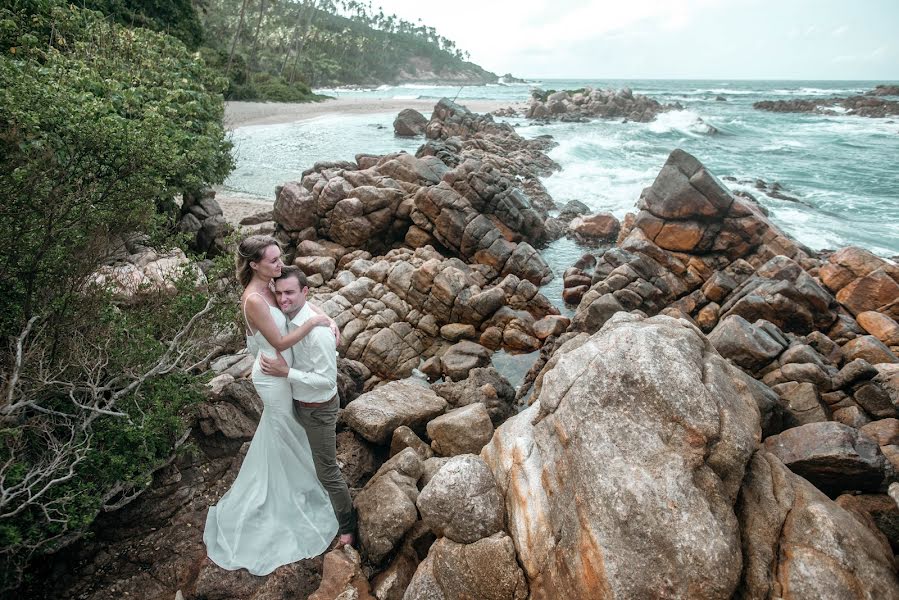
[198, 0, 493, 100]
[0, 1, 236, 590]
[0, 0, 233, 336]
[80, 0, 204, 48]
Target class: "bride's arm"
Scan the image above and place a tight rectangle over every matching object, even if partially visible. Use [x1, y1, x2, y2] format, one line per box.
[306, 301, 340, 344]
[244, 295, 329, 352]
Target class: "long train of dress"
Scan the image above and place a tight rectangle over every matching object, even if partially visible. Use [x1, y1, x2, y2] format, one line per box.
[204, 304, 338, 575]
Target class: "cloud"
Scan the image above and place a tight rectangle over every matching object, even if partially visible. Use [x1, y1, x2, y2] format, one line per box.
[831, 25, 848, 36]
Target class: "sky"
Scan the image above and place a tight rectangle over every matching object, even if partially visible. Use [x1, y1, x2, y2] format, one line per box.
[372, 0, 899, 80]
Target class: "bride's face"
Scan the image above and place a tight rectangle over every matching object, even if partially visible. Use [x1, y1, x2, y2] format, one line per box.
[252, 245, 283, 280]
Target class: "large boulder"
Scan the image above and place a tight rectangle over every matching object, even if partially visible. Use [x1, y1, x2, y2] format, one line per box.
[762, 422, 888, 496]
[393, 108, 429, 137]
[482, 313, 761, 599]
[426, 403, 494, 456]
[737, 450, 899, 599]
[343, 380, 447, 444]
[416, 454, 504, 544]
[403, 533, 528, 600]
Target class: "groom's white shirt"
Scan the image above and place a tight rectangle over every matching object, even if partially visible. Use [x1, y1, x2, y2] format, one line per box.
[286, 303, 338, 403]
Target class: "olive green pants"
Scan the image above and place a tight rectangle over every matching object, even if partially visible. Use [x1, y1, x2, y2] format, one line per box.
[293, 395, 356, 535]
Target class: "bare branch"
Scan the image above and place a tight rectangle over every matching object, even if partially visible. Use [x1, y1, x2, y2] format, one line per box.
[1, 316, 39, 415]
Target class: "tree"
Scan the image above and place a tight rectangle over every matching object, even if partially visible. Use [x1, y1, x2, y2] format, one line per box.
[0, 0, 235, 589]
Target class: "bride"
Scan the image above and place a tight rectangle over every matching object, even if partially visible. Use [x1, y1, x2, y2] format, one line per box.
[204, 235, 339, 575]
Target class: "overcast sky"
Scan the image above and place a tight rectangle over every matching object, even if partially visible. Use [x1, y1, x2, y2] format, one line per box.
[373, 0, 899, 80]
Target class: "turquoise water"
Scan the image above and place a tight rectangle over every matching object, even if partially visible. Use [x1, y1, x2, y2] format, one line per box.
[223, 79, 899, 257]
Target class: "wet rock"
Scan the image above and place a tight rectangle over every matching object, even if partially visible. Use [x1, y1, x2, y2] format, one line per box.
[426, 403, 494, 456]
[416, 454, 504, 544]
[343, 380, 447, 444]
[570, 212, 620, 241]
[763, 422, 887, 496]
[394, 108, 429, 137]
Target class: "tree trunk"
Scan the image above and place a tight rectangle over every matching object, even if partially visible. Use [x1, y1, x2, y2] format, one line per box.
[226, 0, 251, 76]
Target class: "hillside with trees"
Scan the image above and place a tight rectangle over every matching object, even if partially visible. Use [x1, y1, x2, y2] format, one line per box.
[199, 0, 497, 101]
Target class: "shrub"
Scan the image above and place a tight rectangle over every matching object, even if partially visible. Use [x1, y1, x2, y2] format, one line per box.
[0, 0, 236, 589]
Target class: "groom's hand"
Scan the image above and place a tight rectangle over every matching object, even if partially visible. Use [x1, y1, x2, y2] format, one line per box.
[260, 352, 290, 377]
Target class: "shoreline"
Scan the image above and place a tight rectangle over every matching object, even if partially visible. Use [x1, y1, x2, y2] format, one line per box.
[218, 96, 525, 223]
[224, 97, 520, 129]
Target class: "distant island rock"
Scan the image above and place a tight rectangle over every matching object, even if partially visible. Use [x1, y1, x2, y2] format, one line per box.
[522, 86, 678, 122]
[755, 86, 899, 118]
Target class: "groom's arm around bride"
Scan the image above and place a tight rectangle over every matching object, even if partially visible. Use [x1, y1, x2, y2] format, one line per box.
[260, 266, 356, 546]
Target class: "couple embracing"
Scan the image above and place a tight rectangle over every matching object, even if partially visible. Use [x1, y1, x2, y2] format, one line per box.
[203, 235, 355, 576]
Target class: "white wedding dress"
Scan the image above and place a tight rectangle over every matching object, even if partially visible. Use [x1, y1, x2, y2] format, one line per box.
[204, 298, 338, 575]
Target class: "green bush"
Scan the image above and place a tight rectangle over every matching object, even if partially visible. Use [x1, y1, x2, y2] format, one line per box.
[0, 0, 236, 590]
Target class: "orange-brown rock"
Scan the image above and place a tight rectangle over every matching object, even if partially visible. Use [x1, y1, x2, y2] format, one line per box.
[309, 546, 375, 600]
[858, 310, 899, 346]
[836, 268, 899, 315]
[842, 335, 898, 365]
[570, 212, 621, 241]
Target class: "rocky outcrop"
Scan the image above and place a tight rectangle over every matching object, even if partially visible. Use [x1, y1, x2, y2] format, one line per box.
[525, 87, 675, 123]
[754, 95, 899, 118]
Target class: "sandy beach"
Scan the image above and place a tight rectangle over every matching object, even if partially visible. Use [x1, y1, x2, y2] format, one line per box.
[224, 96, 518, 129]
[218, 96, 523, 226]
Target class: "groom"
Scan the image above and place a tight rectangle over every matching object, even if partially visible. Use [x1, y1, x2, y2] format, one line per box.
[259, 265, 356, 547]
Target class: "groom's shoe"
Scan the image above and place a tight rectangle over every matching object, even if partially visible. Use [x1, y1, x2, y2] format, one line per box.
[338, 533, 355, 548]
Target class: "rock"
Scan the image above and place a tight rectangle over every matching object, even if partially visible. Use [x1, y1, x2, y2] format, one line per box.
[533, 315, 570, 340]
[763, 422, 887, 496]
[570, 212, 621, 241]
[274, 182, 317, 232]
[708, 315, 786, 371]
[393, 108, 429, 137]
[771, 381, 829, 426]
[861, 418, 899, 446]
[355, 449, 422, 563]
[833, 358, 879, 390]
[390, 425, 434, 461]
[482, 313, 761, 599]
[441, 341, 491, 382]
[336, 431, 380, 488]
[371, 523, 433, 600]
[343, 380, 447, 444]
[736, 450, 899, 599]
[416, 454, 504, 544]
[439, 323, 476, 342]
[718, 256, 836, 335]
[294, 255, 337, 281]
[842, 335, 898, 365]
[309, 546, 375, 600]
[836, 493, 899, 551]
[857, 310, 899, 346]
[431, 367, 516, 425]
[420, 456, 451, 488]
[404, 533, 528, 600]
[853, 381, 897, 419]
[426, 403, 494, 456]
[836, 269, 899, 316]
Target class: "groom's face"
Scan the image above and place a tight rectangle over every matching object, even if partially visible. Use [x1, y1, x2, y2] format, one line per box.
[274, 276, 308, 316]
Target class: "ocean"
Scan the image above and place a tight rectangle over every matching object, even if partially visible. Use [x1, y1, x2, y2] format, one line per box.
[222, 79, 899, 264]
